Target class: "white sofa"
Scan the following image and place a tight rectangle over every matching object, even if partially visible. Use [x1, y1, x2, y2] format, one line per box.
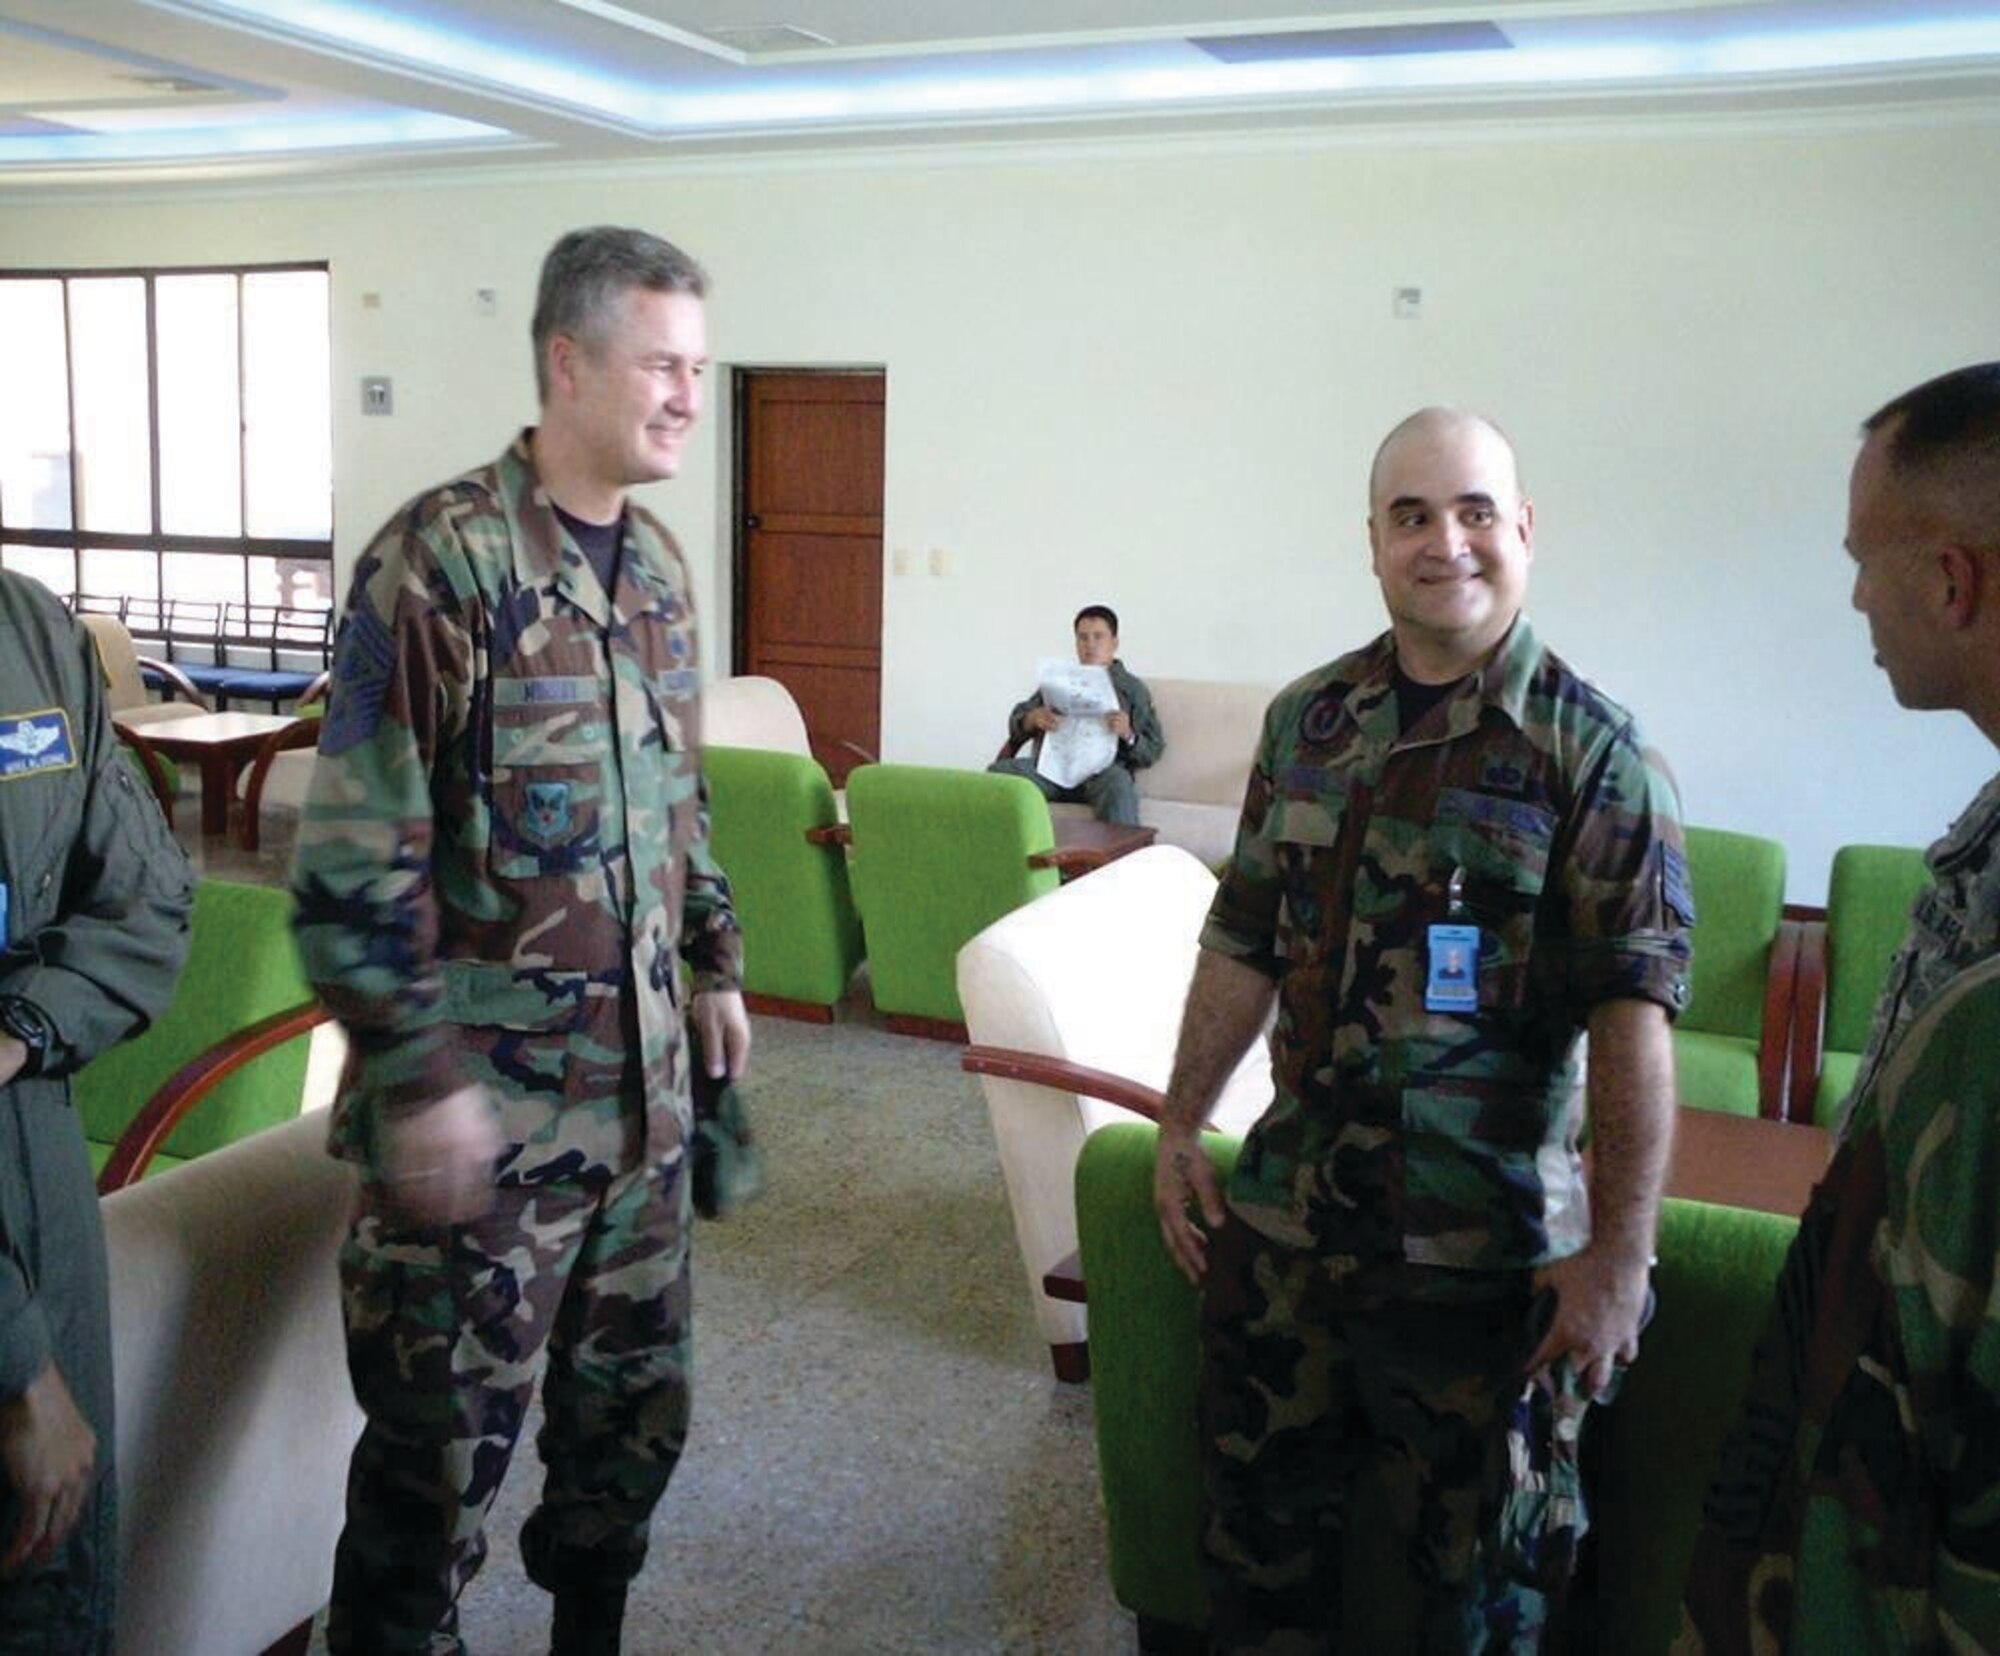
[1034, 676, 1274, 868]
[106, 1109, 360, 1656]
[957, 845, 1271, 1379]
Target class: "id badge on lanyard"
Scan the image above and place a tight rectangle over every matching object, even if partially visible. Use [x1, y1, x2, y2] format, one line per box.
[1426, 865, 1480, 1014]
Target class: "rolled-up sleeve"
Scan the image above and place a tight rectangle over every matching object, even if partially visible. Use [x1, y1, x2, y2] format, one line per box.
[1557, 718, 1694, 1019]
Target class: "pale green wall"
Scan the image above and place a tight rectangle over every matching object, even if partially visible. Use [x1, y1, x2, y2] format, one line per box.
[5, 114, 1998, 898]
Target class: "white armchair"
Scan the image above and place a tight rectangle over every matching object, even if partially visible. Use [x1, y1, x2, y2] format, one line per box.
[956, 845, 1270, 1381]
[106, 1110, 361, 1656]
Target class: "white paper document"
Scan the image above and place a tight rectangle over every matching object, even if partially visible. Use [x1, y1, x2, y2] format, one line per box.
[1032, 658, 1119, 789]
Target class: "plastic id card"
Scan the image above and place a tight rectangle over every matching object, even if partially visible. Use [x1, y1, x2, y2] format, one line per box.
[1425, 923, 1481, 1013]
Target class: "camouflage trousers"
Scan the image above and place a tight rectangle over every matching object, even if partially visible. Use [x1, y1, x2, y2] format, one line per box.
[326, 1153, 692, 1656]
[1200, 1217, 1577, 1655]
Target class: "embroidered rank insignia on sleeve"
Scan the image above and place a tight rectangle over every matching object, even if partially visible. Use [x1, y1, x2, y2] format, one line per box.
[1661, 842, 1697, 927]
[319, 604, 397, 756]
[0, 709, 77, 781]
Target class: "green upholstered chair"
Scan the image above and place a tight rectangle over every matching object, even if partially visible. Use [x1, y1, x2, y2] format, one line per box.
[703, 743, 863, 1021]
[75, 878, 322, 1188]
[1674, 826, 1793, 1117]
[844, 764, 1060, 1033]
[1791, 843, 1929, 1127]
[1074, 1109, 1823, 1653]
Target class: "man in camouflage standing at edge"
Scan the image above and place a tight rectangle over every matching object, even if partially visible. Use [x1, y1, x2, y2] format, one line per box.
[1680, 364, 2000, 1653]
[292, 226, 748, 1656]
[1155, 407, 1693, 1651]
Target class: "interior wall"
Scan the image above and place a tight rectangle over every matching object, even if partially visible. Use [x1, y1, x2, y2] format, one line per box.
[4, 113, 1998, 900]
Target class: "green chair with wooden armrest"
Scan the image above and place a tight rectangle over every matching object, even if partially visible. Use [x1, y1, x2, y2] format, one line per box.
[844, 764, 1060, 1036]
[1674, 825, 1798, 1117]
[1066, 1084, 1828, 1653]
[703, 743, 863, 1021]
[1787, 842, 1930, 1127]
[74, 878, 322, 1186]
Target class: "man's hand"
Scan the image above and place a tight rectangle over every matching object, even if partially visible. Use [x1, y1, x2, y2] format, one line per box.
[1525, 1244, 1652, 1397]
[694, 989, 751, 1081]
[1023, 705, 1061, 735]
[0, 1362, 96, 1576]
[1106, 709, 1133, 741]
[0, 1037, 24, 1090]
[1154, 1125, 1226, 1286]
[379, 1084, 502, 1226]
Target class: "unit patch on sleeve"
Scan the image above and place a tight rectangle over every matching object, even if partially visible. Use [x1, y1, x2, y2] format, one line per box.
[0, 709, 77, 781]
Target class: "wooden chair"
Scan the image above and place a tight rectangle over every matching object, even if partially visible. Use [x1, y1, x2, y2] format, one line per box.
[236, 672, 329, 851]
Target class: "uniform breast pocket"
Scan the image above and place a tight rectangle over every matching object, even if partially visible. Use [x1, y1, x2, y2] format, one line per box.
[489, 685, 611, 881]
[1433, 791, 1558, 1013]
[1267, 789, 1343, 964]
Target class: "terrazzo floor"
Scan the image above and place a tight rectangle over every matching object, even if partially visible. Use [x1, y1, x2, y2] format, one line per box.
[188, 813, 1138, 1655]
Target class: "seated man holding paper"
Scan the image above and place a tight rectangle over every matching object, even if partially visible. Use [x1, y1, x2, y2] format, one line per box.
[988, 603, 1163, 826]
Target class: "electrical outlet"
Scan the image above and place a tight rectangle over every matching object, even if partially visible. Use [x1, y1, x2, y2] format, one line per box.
[361, 376, 394, 415]
[1393, 286, 1424, 320]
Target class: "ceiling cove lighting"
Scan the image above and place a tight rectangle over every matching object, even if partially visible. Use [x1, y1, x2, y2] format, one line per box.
[0, 110, 505, 163]
[103, 4, 2000, 140]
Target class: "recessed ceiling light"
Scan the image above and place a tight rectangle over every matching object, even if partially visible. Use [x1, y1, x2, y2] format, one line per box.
[118, 73, 216, 94]
[705, 23, 834, 54]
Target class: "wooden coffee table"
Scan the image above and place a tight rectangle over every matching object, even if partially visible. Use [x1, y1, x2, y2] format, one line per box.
[1029, 817, 1158, 879]
[127, 711, 306, 837]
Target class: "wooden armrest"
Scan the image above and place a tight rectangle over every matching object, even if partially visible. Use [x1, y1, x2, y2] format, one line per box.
[96, 1001, 330, 1194]
[133, 653, 212, 710]
[1786, 919, 1829, 1126]
[961, 1045, 1172, 1125]
[1757, 919, 1804, 1119]
[1664, 1106, 1830, 1217]
[1043, 1250, 1087, 1304]
[112, 722, 177, 825]
[804, 822, 852, 847]
[237, 714, 326, 851]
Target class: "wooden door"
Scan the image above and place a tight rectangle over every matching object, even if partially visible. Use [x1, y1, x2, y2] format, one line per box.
[733, 370, 884, 784]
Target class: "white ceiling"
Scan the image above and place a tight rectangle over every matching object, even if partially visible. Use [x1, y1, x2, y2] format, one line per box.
[4, 1, 1999, 185]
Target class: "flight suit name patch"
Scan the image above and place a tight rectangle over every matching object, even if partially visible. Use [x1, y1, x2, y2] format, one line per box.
[0, 709, 76, 781]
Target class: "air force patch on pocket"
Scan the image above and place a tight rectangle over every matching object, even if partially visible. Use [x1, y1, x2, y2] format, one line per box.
[522, 780, 574, 846]
[0, 709, 77, 781]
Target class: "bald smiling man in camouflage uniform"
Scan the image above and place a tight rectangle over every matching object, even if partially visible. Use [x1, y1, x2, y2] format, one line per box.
[1155, 409, 1692, 1652]
[292, 227, 747, 1656]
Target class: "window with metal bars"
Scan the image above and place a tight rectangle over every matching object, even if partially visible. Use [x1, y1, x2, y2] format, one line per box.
[0, 263, 333, 622]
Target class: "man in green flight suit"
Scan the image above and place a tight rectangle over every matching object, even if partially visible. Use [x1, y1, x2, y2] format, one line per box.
[989, 603, 1164, 826]
[292, 226, 748, 1656]
[0, 571, 193, 1653]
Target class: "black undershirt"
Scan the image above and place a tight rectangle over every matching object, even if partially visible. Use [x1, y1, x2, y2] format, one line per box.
[554, 503, 624, 596]
[1394, 665, 1470, 734]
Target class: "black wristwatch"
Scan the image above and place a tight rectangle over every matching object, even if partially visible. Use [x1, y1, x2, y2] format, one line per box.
[0, 998, 51, 1080]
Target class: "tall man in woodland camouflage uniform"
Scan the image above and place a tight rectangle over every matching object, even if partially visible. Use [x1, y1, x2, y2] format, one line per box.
[293, 226, 748, 1656]
[0, 571, 192, 1653]
[1155, 408, 1692, 1652]
[1680, 363, 2000, 1654]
